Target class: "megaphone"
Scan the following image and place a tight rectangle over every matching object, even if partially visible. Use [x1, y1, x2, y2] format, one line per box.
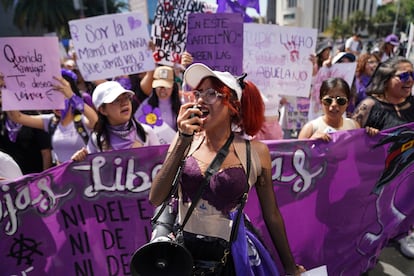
[130, 204, 193, 276]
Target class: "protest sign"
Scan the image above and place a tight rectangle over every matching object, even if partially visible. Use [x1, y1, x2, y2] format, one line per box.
[308, 63, 357, 120]
[151, 0, 207, 65]
[243, 24, 317, 103]
[69, 12, 155, 81]
[186, 13, 244, 75]
[1, 123, 414, 275]
[279, 96, 310, 135]
[0, 37, 63, 111]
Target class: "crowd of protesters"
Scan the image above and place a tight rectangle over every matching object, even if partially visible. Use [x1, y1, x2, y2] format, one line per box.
[0, 30, 413, 273]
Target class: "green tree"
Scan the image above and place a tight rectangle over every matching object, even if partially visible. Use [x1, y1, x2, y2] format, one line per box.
[348, 11, 367, 34]
[325, 17, 352, 42]
[0, 0, 128, 37]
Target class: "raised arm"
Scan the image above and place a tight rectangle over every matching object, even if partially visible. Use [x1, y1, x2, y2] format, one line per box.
[6, 111, 44, 130]
[149, 102, 202, 206]
[53, 75, 98, 129]
[139, 70, 154, 97]
[252, 140, 305, 275]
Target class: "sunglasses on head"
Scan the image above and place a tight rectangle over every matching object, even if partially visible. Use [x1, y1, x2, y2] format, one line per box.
[395, 71, 414, 82]
[321, 96, 348, 106]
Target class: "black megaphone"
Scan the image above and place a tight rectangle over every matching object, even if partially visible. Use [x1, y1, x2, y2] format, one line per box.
[130, 204, 193, 276]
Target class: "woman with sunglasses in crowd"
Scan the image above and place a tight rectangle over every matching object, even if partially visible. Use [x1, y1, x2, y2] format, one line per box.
[150, 63, 305, 275]
[353, 57, 414, 131]
[352, 57, 414, 258]
[298, 78, 376, 141]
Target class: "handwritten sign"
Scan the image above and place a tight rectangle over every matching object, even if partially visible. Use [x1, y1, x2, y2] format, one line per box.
[151, 0, 206, 65]
[279, 96, 310, 132]
[308, 63, 357, 120]
[243, 24, 317, 109]
[0, 37, 63, 111]
[69, 12, 155, 81]
[186, 13, 243, 75]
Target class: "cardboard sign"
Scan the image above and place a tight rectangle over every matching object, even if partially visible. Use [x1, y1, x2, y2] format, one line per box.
[0, 37, 63, 111]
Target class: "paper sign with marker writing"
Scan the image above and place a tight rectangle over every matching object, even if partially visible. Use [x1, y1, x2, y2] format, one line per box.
[69, 12, 155, 81]
[243, 24, 317, 101]
[0, 36, 63, 111]
[186, 13, 244, 75]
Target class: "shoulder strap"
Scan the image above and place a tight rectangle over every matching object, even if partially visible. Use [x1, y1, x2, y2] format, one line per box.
[180, 133, 235, 229]
[229, 140, 250, 243]
[48, 115, 60, 137]
[73, 110, 89, 145]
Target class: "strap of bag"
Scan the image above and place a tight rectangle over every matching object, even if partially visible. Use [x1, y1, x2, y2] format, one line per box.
[229, 139, 250, 243]
[180, 133, 234, 230]
[73, 110, 89, 145]
[217, 139, 251, 267]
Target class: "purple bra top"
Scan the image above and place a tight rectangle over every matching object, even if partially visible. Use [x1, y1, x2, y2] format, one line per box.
[180, 156, 247, 215]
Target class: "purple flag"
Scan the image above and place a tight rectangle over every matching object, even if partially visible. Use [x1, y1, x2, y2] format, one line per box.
[1, 123, 414, 275]
[239, 0, 260, 13]
[217, 0, 254, 22]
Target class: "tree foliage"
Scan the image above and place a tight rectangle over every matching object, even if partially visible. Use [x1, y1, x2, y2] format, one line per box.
[325, 0, 414, 40]
[0, 0, 128, 37]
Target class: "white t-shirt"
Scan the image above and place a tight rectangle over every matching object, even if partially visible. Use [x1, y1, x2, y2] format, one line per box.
[42, 114, 91, 163]
[345, 37, 361, 53]
[0, 151, 23, 181]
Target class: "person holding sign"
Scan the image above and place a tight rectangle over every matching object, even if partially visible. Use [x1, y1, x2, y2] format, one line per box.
[6, 75, 98, 164]
[134, 66, 181, 144]
[71, 81, 159, 160]
[150, 63, 305, 275]
[298, 78, 378, 141]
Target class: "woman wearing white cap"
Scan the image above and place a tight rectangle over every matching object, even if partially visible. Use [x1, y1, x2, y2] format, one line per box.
[149, 63, 305, 275]
[71, 81, 159, 160]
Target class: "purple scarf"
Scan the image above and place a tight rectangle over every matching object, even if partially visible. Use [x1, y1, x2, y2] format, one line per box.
[107, 121, 137, 150]
[5, 117, 22, 142]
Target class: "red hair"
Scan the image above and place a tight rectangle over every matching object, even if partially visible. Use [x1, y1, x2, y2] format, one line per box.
[199, 77, 265, 136]
[241, 80, 265, 136]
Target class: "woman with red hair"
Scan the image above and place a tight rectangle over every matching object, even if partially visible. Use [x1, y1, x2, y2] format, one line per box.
[149, 63, 305, 275]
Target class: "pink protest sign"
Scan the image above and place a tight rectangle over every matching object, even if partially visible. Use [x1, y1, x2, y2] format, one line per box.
[0, 37, 64, 111]
[69, 12, 155, 81]
[186, 13, 244, 75]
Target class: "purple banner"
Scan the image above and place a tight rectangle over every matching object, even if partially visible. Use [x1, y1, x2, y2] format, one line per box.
[1, 123, 414, 275]
[186, 13, 243, 75]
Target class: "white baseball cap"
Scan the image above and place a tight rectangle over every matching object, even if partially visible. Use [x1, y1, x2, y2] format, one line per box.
[183, 63, 242, 100]
[92, 81, 134, 108]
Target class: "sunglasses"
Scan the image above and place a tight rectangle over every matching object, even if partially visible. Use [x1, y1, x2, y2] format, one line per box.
[395, 71, 414, 82]
[321, 96, 348, 106]
[193, 88, 223, 105]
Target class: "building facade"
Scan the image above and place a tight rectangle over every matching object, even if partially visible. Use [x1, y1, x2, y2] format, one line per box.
[274, 0, 377, 33]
